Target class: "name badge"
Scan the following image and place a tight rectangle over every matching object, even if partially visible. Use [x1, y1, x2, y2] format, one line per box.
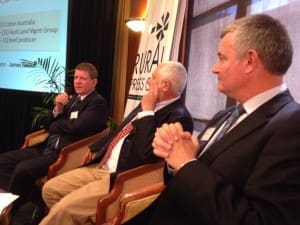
[200, 127, 216, 141]
[70, 111, 79, 119]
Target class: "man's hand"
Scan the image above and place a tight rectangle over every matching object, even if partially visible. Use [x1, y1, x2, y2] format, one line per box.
[152, 122, 199, 170]
[80, 149, 95, 166]
[53, 92, 70, 113]
[141, 79, 159, 111]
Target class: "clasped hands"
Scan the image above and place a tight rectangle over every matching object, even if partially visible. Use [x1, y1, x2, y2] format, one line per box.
[152, 122, 199, 171]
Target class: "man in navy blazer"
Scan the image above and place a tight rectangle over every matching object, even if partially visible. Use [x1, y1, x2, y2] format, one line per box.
[0, 62, 108, 222]
[125, 14, 300, 225]
[39, 61, 193, 225]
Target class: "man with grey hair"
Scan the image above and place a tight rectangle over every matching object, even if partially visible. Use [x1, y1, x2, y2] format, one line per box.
[124, 14, 300, 225]
[39, 61, 193, 225]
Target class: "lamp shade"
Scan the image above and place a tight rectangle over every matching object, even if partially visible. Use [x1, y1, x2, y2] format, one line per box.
[125, 17, 145, 32]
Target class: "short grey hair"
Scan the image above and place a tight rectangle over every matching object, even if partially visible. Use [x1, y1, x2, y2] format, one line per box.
[221, 14, 293, 75]
[157, 61, 187, 94]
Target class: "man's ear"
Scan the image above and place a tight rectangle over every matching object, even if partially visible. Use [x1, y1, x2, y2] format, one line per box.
[244, 49, 258, 74]
[162, 80, 171, 91]
[92, 78, 98, 87]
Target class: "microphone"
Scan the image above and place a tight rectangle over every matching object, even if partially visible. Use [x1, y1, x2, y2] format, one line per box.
[65, 86, 75, 100]
[65, 86, 74, 95]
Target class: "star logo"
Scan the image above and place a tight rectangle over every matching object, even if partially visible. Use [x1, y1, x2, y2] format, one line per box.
[151, 12, 170, 41]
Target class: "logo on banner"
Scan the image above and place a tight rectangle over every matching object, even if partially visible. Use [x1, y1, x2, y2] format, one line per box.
[151, 12, 170, 41]
[131, 12, 171, 98]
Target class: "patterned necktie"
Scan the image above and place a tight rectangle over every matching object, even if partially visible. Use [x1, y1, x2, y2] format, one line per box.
[97, 122, 134, 168]
[214, 104, 245, 142]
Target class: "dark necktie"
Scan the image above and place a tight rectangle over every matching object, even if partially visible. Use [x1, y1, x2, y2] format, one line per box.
[69, 96, 81, 111]
[214, 104, 245, 142]
[97, 122, 134, 168]
[43, 133, 60, 155]
[65, 96, 80, 114]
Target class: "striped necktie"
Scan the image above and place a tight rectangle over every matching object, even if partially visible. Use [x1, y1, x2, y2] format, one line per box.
[214, 104, 245, 142]
[97, 122, 134, 168]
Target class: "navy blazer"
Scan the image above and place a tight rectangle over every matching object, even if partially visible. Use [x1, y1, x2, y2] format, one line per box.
[44, 90, 108, 150]
[89, 97, 194, 173]
[126, 90, 300, 225]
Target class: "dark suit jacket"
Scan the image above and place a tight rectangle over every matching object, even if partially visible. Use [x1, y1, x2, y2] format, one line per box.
[89, 97, 193, 173]
[44, 90, 108, 150]
[126, 90, 300, 225]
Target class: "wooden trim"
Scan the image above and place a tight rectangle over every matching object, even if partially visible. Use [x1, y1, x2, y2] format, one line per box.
[117, 182, 165, 224]
[178, 0, 190, 64]
[47, 128, 109, 178]
[21, 129, 49, 149]
[96, 161, 164, 225]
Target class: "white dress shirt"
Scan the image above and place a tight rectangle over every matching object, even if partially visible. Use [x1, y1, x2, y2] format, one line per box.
[199, 83, 287, 156]
[103, 96, 181, 172]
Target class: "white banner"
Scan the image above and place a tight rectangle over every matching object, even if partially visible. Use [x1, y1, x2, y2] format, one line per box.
[124, 0, 187, 117]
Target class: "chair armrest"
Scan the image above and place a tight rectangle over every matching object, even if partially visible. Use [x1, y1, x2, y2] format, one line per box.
[96, 161, 165, 225]
[21, 129, 49, 149]
[48, 128, 109, 179]
[117, 182, 165, 224]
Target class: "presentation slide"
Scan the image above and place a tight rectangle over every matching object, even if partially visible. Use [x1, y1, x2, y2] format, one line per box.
[0, 0, 69, 93]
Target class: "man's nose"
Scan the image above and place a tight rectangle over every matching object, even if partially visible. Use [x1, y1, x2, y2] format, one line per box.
[211, 63, 218, 74]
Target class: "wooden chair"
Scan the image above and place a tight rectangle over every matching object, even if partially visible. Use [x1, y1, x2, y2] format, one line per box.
[21, 129, 50, 149]
[5, 128, 109, 225]
[21, 128, 109, 183]
[96, 161, 165, 225]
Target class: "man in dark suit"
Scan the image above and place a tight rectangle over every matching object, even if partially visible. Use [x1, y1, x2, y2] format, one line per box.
[0, 62, 108, 223]
[124, 14, 300, 225]
[39, 61, 194, 225]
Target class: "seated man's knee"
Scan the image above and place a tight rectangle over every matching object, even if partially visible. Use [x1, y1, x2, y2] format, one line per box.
[42, 179, 60, 208]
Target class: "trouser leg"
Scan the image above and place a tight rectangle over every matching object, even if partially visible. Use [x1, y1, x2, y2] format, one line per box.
[0, 148, 38, 190]
[0, 147, 57, 224]
[41, 166, 110, 225]
[42, 164, 102, 208]
[0, 148, 42, 207]
[9, 150, 57, 200]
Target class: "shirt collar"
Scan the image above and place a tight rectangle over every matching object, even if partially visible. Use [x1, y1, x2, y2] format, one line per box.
[154, 96, 180, 112]
[78, 89, 94, 101]
[242, 83, 287, 115]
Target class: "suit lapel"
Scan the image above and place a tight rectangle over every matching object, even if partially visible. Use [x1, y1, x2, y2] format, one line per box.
[198, 107, 233, 150]
[67, 91, 96, 112]
[113, 104, 141, 134]
[201, 111, 267, 163]
[200, 90, 293, 164]
[122, 104, 141, 125]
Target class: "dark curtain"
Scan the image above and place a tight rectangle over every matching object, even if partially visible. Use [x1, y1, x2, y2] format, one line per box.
[67, 0, 118, 102]
[0, 90, 43, 152]
[0, 0, 118, 153]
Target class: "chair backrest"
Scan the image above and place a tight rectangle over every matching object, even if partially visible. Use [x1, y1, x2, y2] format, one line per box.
[21, 129, 49, 149]
[48, 128, 110, 178]
[35, 128, 109, 189]
[96, 161, 165, 225]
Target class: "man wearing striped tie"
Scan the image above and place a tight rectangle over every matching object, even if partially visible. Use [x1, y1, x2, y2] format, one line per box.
[125, 14, 300, 225]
